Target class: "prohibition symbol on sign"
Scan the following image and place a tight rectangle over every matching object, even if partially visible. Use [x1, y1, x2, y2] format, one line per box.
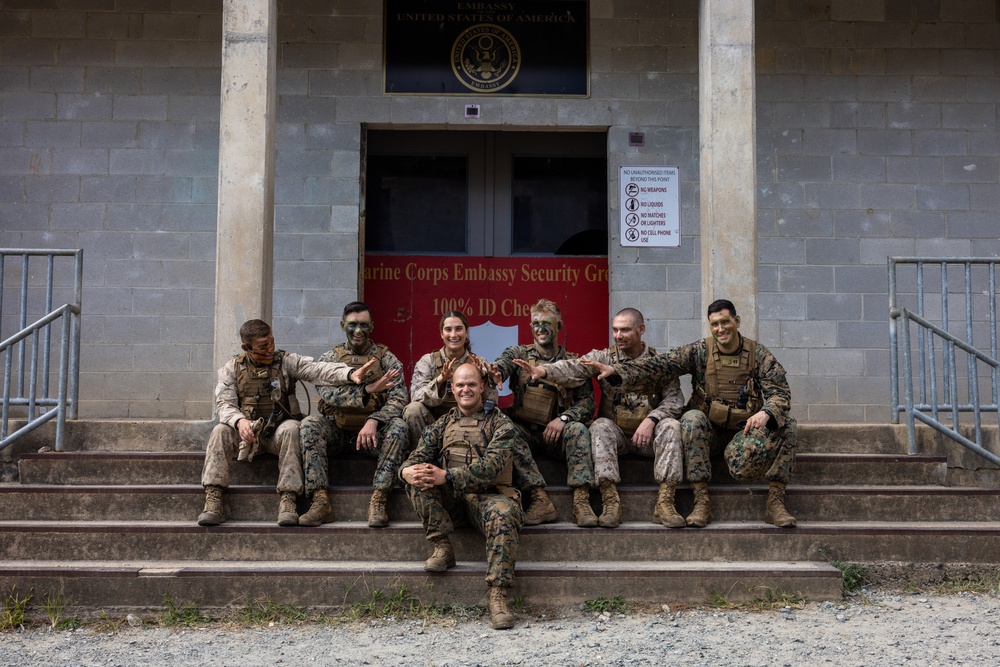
[625, 198, 639, 212]
[625, 182, 639, 197]
[625, 213, 639, 227]
[624, 228, 639, 242]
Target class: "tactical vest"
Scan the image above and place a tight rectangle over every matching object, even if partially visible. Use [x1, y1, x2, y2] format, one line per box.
[320, 342, 389, 431]
[441, 410, 513, 489]
[597, 345, 661, 436]
[428, 349, 461, 419]
[509, 351, 576, 427]
[692, 336, 761, 430]
[234, 350, 302, 423]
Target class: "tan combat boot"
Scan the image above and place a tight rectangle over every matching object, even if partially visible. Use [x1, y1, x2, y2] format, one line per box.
[652, 482, 686, 528]
[764, 481, 797, 527]
[522, 487, 559, 525]
[489, 587, 515, 630]
[277, 491, 298, 527]
[686, 481, 711, 527]
[298, 489, 334, 527]
[572, 486, 599, 528]
[597, 480, 621, 528]
[197, 485, 225, 526]
[424, 536, 456, 572]
[367, 489, 389, 528]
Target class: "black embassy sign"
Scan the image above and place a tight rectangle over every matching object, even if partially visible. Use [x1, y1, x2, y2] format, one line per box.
[383, 1, 589, 96]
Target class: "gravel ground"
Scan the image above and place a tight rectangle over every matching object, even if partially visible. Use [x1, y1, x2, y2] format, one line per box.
[2, 589, 999, 666]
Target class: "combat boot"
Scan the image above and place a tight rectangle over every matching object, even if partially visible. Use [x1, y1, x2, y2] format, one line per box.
[572, 486, 599, 528]
[424, 536, 456, 572]
[652, 482, 686, 528]
[522, 487, 559, 525]
[597, 480, 621, 528]
[367, 489, 389, 528]
[686, 481, 711, 527]
[489, 587, 515, 630]
[197, 485, 225, 526]
[277, 491, 298, 527]
[764, 481, 797, 527]
[298, 489, 334, 527]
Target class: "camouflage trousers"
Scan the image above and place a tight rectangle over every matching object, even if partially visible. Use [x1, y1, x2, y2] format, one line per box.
[299, 414, 409, 493]
[510, 420, 595, 490]
[590, 416, 683, 485]
[201, 420, 303, 494]
[406, 482, 523, 588]
[402, 401, 443, 452]
[680, 409, 797, 484]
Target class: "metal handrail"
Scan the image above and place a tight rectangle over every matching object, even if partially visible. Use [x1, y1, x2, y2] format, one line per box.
[0, 249, 83, 452]
[888, 257, 1000, 466]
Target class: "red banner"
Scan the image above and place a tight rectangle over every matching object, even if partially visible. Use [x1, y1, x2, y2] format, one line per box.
[363, 255, 610, 386]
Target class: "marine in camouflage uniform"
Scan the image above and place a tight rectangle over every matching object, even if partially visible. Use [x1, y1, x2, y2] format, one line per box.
[299, 302, 410, 528]
[610, 299, 798, 528]
[199, 319, 356, 527]
[400, 363, 523, 630]
[530, 308, 686, 528]
[491, 299, 598, 527]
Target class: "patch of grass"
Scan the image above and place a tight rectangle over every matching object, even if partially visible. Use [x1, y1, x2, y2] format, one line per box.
[0, 585, 32, 631]
[161, 594, 212, 627]
[42, 591, 79, 631]
[707, 584, 805, 611]
[583, 596, 628, 614]
[819, 548, 867, 593]
[932, 569, 1000, 595]
[240, 596, 310, 624]
[344, 583, 445, 621]
[92, 610, 125, 633]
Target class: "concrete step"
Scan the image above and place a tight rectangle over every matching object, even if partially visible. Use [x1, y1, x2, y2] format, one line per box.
[0, 559, 843, 607]
[1, 483, 994, 523]
[0, 520, 997, 564]
[16, 451, 948, 487]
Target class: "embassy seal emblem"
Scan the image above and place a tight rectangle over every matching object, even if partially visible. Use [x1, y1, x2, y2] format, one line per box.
[451, 24, 521, 93]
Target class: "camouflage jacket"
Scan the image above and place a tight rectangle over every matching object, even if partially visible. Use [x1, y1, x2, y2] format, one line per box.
[400, 407, 516, 494]
[315, 341, 408, 424]
[615, 336, 792, 429]
[409, 348, 498, 406]
[214, 351, 353, 429]
[493, 344, 595, 423]
[540, 343, 685, 422]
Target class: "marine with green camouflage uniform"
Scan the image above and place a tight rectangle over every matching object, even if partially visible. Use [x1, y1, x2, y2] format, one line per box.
[199, 319, 358, 527]
[593, 299, 797, 528]
[490, 299, 598, 528]
[516, 308, 686, 528]
[400, 363, 523, 630]
[299, 302, 409, 528]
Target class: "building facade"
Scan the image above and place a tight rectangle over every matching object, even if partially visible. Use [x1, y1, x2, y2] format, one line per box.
[1, 0, 998, 422]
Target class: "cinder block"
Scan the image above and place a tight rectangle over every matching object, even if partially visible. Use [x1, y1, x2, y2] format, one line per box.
[915, 184, 969, 211]
[0, 121, 25, 146]
[29, 65, 84, 93]
[806, 293, 863, 322]
[780, 320, 837, 348]
[58, 39, 115, 66]
[970, 183, 1000, 210]
[0, 175, 23, 201]
[132, 288, 190, 316]
[777, 209, 834, 237]
[942, 104, 996, 130]
[759, 293, 807, 320]
[85, 67, 141, 94]
[52, 148, 109, 175]
[759, 238, 805, 265]
[113, 94, 167, 121]
[889, 211, 945, 238]
[836, 375, 893, 404]
[164, 149, 216, 177]
[943, 156, 999, 183]
[143, 14, 200, 40]
[2, 92, 56, 120]
[832, 156, 886, 182]
[948, 211, 1000, 238]
[26, 120, 79, 147]
[0, 38, 57, 66]
[777, 155, 831, 182]
[804, 182, 860, 209]
[638, 291, 696, 319]
[858, 129, 911, 156]
[911, 76, 968, 104]
[275, 204, 331, 233]
[835, 266, 887, 293]
[106, 203, 164, 231]
[132, 343, 191, 371]
[831, 102, 886, 129]
[167, 95, 219, 122]
[760, 182, 806, 210]
[801, 128, 857, 155]
[110, 148, 166, 175]
[25, 174, 78, 202]
[911, 130, 966, 157]
[860, 183, 915, 210]
[913, 238, 973, 258]
[50, 202, 103, 230]
[888, 156, 942, 183]
[860, 237, 917, 269]
[911, 22, 967, 48]
[885, 49, 941, 76]
[777, 265, 835, 293]
[82, 121, 137, 148]
[828, 48, 885, 76]
[805, 238, 861, 265]
[133, 232, 189, 261]
[857, 75, 910, 102]
[139, 122, 194, 149]
[161, 204, 214, 233]
[888, 102, 942, 129]
[115, 40, 170, 67]
[774, 101, 831, 128]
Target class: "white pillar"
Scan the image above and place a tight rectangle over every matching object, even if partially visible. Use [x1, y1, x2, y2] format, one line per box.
[214, 0, 277, 369]
[699, 0, 758, 335]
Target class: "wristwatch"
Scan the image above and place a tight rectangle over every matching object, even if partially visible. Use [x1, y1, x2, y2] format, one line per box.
[558, 414, 569, 423]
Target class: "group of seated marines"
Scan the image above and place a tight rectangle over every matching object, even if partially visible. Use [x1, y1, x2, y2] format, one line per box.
[199, 297, 798, 630]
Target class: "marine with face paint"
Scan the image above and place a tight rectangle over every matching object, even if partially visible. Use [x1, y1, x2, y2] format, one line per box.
[298, 302, 409, 528]
[583, 299, 799, 529]
[489, 299, 598, 528]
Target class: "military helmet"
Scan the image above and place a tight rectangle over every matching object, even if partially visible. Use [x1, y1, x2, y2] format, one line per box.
[724, 425, 772, 481]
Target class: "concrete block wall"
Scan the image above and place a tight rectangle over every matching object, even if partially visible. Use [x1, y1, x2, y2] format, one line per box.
[1, 0, 998, 424]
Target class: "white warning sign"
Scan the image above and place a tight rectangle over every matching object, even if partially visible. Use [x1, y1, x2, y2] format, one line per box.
[619, 166, 680, 248]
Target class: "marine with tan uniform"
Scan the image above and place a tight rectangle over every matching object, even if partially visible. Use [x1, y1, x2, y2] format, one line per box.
[514, 308, 686, 527]
[198, 319, 365, 527]
[298, 301, 409, 528]
[402, 310, 496, 448]
[400, 363, 524, 630]
[585, 299, 798, 528]
[489, 299, 599, 528]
